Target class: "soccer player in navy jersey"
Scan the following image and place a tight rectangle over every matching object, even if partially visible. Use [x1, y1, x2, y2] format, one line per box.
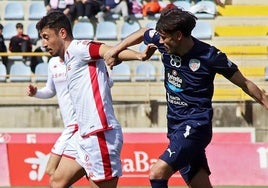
[104, 7, 268, 188]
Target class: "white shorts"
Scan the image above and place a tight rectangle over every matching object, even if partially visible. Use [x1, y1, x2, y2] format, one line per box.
[51, 124, 79, 156]
[64, 127, 123, 182]
[62, 131, 80, 160]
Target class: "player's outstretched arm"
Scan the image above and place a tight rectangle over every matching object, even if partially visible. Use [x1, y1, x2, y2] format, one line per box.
[103, 28, 149, 68]
[229, 70, 268, 110]
[100, 42, 157, 69]
[26, 81, 56, 99]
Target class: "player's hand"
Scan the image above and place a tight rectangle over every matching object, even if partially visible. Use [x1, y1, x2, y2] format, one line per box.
[139, 43, 157, 61]
[26, 84, 37, 97]
[104, 48, 121, 70]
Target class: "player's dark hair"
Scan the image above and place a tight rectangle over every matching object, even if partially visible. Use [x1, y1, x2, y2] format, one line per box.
[36, 10, 73, 38]
[156, 7, 197, 37]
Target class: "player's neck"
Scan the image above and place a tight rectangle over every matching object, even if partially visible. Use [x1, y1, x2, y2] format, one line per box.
[177, 37, 194, 56]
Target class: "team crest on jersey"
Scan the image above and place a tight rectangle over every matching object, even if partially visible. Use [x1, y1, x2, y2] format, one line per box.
[189, 59, 200, 72]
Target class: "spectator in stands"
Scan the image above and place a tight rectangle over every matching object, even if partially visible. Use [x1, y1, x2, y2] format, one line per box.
[142, 0, 162, 17]
[0, 24, 8, 68]
[73, 0, 104, 21]
[104, 7, 268, 188]
[97, 0, 132, 23]
[129, 0, 143, 15]
[9, 23, 32, 53]
[44, 0, 76, 24]
[189, 0, 224, 14]
[9, 23, 32, 62]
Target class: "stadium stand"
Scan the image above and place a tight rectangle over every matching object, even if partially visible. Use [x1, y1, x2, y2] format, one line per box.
[120, 20, 141, 40]
[95, 21, 118, 40]
[214, 25, 268, 37]
[173, 0, 191, 11]
[217, 5, 268, 16]
[26, 22, 39, 43]
[110, 62, 131, 82]
[9, 61, 32, 82]
[217, 45, 268, 56]
[134, 62, 156, 81]
[2, 22, 17, 40]
[265, 66, 268, 81]
[72, 22, 94, 40]
[192, 20, 213, 40]
[212, 87, 251, 101]
[0, 63, 7, 82]
[28, 1, 46, 20]
[4, 2, 24, 20]
[239, 66, 266, 77]
[138, 43, 160, 61]
[145, 20, 157, 29]
[34, 61, 48, 82]
[191, 0, 217, 19]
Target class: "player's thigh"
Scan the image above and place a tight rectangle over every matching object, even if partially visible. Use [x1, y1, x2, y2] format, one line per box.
[46, 153, 61, 175]
[53, 156, 85, 186]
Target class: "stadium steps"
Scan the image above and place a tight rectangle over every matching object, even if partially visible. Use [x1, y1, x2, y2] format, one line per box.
[230, 0, 268, 5]
[217, 45, 268, 56]
[214, 25, 268, 37]
[1, 81, 267, 103]
[217, 5, 268, 16]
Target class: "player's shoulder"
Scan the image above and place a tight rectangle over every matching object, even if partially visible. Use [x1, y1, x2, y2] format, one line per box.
[48, 56, 62, 67]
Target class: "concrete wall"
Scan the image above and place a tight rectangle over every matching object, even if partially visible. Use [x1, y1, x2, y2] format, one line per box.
[0, 100, 267, 142]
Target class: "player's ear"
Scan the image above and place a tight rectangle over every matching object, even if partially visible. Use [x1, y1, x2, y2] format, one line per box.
[176, 31, 183, 41]
[59, 28, 67, 39]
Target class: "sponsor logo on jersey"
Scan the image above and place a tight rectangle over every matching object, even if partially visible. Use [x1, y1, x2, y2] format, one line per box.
[166, 69, 184, 93]
[170, 55, 181, 68]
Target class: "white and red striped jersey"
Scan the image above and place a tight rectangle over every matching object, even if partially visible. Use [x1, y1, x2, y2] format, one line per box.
[64, 40, 120, 137]
[34, 56, 78, 155]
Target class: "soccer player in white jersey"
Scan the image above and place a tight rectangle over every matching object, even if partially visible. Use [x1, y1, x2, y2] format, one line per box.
[35, 11, 155, 188]
[26, 56, 86, 187]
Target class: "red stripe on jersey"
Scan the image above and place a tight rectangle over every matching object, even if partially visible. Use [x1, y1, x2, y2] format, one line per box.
[66, 124, 79, 135]
[89, 41, 103, 59]
[89, 61, 109, 129]
[97, 131, 112, 178]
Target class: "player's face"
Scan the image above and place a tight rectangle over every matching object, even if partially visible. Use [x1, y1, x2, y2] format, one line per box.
[159, 31, 181, 55]
[39, 27, 65, 57]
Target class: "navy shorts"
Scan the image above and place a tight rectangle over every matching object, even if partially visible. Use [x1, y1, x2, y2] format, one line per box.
[159, 120, 212, 184]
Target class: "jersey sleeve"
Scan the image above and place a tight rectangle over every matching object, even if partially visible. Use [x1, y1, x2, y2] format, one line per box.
[74, 40, 103, 62]
[89, 41, 103, 59]
[210, 48, 239, 79]
[34, 64, 56, 99]
[144, 29, 161, 46]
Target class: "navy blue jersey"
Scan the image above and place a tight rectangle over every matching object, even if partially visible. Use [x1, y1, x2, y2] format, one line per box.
[144, 29, 238, 128]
